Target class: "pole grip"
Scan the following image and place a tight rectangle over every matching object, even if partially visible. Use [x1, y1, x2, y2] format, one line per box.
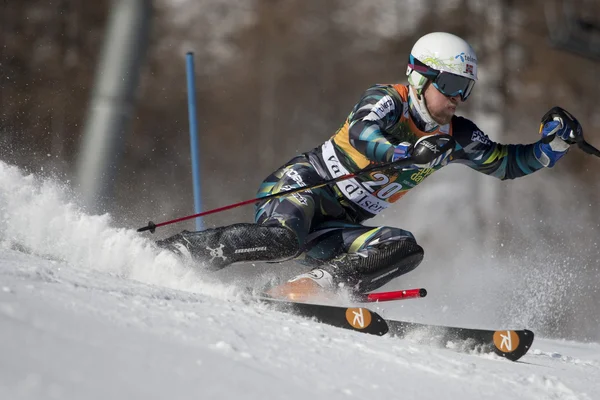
[137, 221, 156, 233]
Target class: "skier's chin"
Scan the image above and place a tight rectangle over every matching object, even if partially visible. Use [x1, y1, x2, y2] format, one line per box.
[432, 110, 454, 125]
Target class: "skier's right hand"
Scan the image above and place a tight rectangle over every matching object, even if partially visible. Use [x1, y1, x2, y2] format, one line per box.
[392, 142, 412, 162]
[411, 135, 454, 169]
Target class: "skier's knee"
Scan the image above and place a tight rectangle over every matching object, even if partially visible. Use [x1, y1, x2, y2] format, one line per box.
[357, 238, 424, 292]
[397, 239, 424, 274]
[325, 237, 425, 293]
[253, 223, 302, 260]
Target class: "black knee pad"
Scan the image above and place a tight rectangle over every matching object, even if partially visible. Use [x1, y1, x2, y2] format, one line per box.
[323, 238, 424, 293]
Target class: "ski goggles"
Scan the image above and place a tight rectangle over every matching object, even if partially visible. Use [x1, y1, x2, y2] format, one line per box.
[409, 55, 475, 101]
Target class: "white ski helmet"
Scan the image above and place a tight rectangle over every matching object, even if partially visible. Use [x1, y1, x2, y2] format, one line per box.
[406, 32, 478, 101]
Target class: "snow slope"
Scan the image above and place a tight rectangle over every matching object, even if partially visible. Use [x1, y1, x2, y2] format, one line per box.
[1, 161, 599, 400]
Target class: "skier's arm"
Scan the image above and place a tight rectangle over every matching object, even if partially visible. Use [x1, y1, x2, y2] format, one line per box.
[450, 117, 545, 180]
[345, 85, 403, 163]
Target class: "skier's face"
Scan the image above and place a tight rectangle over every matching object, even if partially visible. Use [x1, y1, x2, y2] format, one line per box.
[423, 82, 462, 125]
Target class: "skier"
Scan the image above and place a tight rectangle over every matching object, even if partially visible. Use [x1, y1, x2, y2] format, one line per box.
[156, 32, 583, 300]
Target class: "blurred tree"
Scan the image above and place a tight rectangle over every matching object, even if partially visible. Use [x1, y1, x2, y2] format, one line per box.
[0, 0, 109, 173]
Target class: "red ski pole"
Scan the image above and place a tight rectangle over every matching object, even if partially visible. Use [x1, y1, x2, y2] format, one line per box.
[358, 288, 427, 303]
[137, 134, 457, 233]
[137, 157, 412, 233]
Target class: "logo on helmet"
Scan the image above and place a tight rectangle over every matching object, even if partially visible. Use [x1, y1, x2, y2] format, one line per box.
[464, 64, 474, 76]
[455, 52, 477, 63]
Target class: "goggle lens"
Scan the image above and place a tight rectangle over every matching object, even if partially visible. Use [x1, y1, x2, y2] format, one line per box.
[408, 55, 475, 101]
[433, 72, 475, 101]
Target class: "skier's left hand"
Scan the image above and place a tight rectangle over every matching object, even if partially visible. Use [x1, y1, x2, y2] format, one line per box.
[541, 106, 583, 144]
[534, 106, 582, 167]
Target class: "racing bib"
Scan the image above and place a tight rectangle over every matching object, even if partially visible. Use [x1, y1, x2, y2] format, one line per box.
[321, 140, 390, 215]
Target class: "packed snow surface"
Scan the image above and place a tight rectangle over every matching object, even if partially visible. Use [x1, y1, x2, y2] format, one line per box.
[1, 161, 599, 400]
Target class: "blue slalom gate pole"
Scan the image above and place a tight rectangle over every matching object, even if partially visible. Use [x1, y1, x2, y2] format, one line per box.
[186, 52, 203, 230]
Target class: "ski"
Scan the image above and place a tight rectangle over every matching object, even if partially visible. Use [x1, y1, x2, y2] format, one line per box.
[255, 297, 389, 336]
[254, 297, 534, 361]
[385, 319, 534, 362]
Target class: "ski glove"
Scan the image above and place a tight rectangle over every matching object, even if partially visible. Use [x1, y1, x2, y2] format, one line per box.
[534, 107, 581, 167]
[392, 135, 454, 169]
[392, 142, 412, 162]
[410, 135, 453, 169]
